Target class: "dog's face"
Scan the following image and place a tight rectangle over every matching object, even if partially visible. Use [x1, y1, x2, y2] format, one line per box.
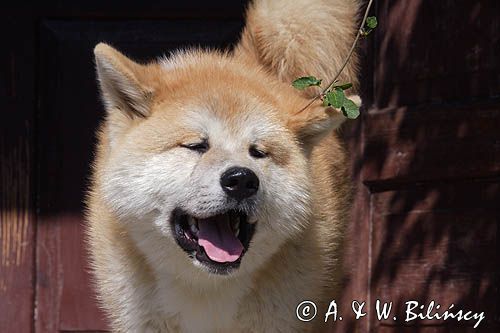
[94, 44, 347, 279]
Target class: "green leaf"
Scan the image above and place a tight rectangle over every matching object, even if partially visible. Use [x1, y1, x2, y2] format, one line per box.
[366, 16, 378, 29]
[323, 88, 345, 108]
[341, 98, 360, 119]
[332, 83, 353, 90]
[292, 76, 322, 90]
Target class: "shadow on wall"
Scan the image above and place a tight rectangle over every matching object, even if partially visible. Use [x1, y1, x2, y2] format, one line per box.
[336, 0, 499, 332]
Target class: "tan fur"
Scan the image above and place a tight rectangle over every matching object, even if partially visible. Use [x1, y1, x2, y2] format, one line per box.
[87, 0, 360, 332]
[236, 0, 360, 96]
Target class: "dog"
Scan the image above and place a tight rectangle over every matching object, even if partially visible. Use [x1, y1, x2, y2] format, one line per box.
[87, 0, 360, 331]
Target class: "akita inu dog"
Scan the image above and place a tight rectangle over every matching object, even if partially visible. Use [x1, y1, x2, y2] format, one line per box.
[87, 0, 361, 331]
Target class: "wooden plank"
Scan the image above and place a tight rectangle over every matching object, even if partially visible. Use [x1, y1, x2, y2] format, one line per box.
[329, 179, 373, 333]
[0, 16, 36, 333]
[35, 19, 109, 332]
[35, 18, 65, 332]
[362, 103, 500, 185]
[369, 181, 499, 330]
[0, 141, 35, 332]
[330, 43, 375, 331]
[59, 214, 108, 331]
[0, 17, 35, 332]
[374, 0, 500, 108]
[36, 214, 63, 332]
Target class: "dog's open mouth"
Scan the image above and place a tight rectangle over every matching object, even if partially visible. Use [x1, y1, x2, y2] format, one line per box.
[171, 209, 256, 274]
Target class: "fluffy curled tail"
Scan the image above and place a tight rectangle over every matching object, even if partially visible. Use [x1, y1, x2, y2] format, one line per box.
[235, 0, 361, 97]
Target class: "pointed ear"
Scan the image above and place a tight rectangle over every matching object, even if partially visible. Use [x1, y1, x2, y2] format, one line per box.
[288, 95, 362, 145]
[94, 43, 153, 118]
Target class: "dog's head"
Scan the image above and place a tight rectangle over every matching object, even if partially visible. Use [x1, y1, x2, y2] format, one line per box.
[93, 44, 354, 279]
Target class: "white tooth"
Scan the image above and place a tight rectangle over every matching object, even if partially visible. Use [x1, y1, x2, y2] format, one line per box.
[231, 216, 240, 236]
[248, 216, 257, 224]
[188, 216, 196, 226]
[190, 223, 198, 235]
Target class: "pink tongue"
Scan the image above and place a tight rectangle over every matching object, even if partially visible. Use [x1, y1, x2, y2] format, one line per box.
[197, 216, 243, 263]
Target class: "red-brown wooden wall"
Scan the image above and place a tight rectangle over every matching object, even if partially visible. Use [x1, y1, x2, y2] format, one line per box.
[1, 1, 498, 332]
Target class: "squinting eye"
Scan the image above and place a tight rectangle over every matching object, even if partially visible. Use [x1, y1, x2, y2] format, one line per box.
[181, 140, 209, 153]
[249, 145, 267, 158]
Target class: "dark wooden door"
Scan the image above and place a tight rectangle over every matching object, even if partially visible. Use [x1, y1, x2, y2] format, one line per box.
[338, 1, 499, 332]
[1, 1, 498, 332]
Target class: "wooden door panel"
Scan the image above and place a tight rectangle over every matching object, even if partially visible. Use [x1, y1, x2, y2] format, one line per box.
[371, 181, 498, 327]
[363, 104, 500, 184]
[36, 18, 243, 332]
[0, 16, 37, 333]
[374, 0, 500, 108]
[353, 0, 500, 331]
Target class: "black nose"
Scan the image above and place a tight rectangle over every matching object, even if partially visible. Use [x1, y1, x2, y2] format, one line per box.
[220, 167, 259, 200]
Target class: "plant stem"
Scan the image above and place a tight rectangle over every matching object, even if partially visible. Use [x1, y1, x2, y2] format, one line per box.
[294, 0, 374, 114]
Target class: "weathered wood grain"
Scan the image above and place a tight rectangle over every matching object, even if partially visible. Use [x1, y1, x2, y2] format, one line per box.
[0, 17, 36, 333]
[362, 103, 500, 184]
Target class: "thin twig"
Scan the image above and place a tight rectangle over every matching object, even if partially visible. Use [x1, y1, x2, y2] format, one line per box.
[294, 0, 374, 115]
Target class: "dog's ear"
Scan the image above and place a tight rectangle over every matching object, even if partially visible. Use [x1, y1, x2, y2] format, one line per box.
[94, 43, 153, 119]
[287, 95, 361, 145]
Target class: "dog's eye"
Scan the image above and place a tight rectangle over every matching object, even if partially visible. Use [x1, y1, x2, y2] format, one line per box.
[249, 145, 267, 159]
[181, 140, 209, 153]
